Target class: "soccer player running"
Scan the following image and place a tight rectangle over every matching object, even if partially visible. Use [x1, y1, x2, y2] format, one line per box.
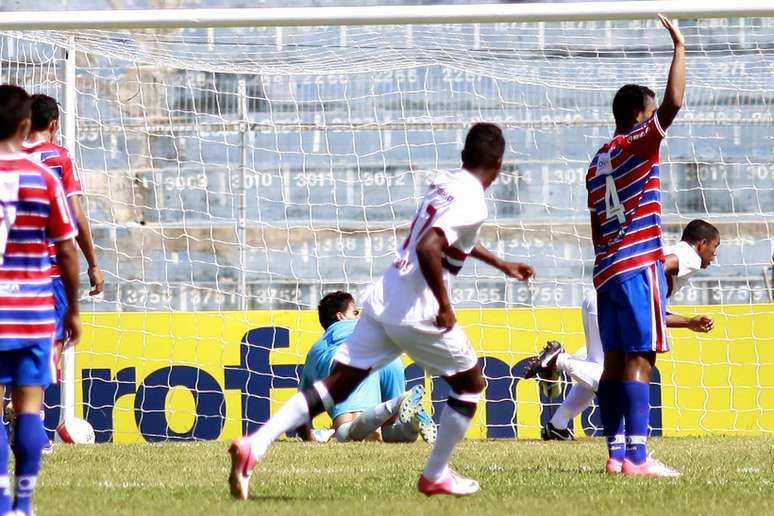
[525, 220, 720, 440]
[229, 123, 534, 499]
[22, 94, 104, 382]
[585, 15, 685, 477]
[296, 291, 435, 444]
[0, 85, 80, 516]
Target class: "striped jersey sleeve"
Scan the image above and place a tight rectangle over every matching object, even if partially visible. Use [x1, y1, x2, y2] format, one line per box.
[586, 115, 666, 289]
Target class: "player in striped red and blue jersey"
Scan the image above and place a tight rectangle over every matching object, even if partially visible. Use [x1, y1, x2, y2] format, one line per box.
[585, 15, 685, 478]
[0, 85, 81, 516]
[23, 94, 104, 383]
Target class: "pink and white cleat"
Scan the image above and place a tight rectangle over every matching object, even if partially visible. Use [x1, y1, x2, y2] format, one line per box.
[417, 468, 480, 497]
[621, 457, 681, 478]
[228, 437, 260, 500]
[606, 458, 623, 474]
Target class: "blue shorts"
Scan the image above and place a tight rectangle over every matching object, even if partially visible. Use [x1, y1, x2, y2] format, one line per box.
[331, 358, 405, 419]
[597, 261, 669, 354]
[0, 343, 54, 386]
[52, 276, 68, 342]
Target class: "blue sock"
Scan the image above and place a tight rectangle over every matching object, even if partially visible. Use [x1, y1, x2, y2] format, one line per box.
[623, 381, 650, 465]
[597, 380, 625, 461]
[13, 414, 45, 516]
[0, 421, 11, 514]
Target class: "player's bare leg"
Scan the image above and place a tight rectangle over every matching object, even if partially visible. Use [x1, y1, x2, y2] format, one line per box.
[598, 351, 626, 473]
[228, 363, 369, 500]
[418, 365, 484, 497]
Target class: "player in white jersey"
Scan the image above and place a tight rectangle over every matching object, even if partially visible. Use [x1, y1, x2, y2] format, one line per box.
[525, 220, 720, 440]
[227, 123, 535, 500]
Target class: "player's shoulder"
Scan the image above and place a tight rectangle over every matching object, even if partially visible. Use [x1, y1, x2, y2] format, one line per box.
[664, 241, 701, 267]
[0, 153, 48, 174]
[434, 168, 486, 205]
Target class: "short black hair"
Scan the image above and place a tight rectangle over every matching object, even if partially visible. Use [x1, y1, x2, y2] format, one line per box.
[461, 122, 505, 170]
[612, 84, 656, 132]
[30, 94, 59, 131]
[0, 84, 31, 141]
[681, 219, 720, 244]
[317, 291, 355, 330]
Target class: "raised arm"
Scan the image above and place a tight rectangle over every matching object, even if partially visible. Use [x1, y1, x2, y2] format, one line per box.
[656, 14, 686, 131]
[416, 228, 455, 332]
[470, 244, 534, 281]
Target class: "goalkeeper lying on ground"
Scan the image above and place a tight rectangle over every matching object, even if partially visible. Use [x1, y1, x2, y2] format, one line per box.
[294, 291, 436, 444]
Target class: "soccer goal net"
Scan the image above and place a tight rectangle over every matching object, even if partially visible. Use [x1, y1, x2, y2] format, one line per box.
[1, 1, 772, 442]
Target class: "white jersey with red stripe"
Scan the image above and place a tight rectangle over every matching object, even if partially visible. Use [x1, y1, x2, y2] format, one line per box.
[0, 154, 77, 351]
[362, 168, 487, 326]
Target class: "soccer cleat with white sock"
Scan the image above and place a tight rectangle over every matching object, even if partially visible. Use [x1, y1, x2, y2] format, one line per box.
[228, 437, 265, 500]
[417, 467, 480, 497]
[621, 456, 681, 478]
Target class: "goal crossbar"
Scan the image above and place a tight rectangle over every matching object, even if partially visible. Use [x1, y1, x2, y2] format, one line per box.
[1, 1, 773, 30]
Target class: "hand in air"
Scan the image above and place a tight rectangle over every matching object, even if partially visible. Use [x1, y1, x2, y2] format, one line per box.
[435, 304, 457, 333]
[658, 14, 685, 47]
[501, 262, 535, 281]
[688, 315, 714, 333]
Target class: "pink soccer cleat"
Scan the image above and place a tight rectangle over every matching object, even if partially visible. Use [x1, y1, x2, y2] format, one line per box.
[228, 437, 259, 500]
[417, 468, 480, 497]
[606, 458, 623, 474]
[621, 457, 681, 478]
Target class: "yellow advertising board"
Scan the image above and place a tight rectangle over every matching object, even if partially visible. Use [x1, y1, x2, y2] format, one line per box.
[66, 306, 774, 443]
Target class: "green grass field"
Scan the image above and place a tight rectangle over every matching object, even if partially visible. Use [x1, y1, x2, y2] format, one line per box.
[34, 436, 773, 516]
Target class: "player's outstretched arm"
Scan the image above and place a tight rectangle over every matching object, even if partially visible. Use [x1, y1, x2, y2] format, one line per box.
[666, 312, 714, 333]
[656, 14, 685, 131]
[55, 239, 82, 347]
[416, 228, 455, 331]
[69, 195, 104, 296]
[470, 244, 534, 281]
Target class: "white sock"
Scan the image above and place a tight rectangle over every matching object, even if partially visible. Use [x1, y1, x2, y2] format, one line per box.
[382, 421, 419, 443]
[422, 403, 473, 481]
[550, 384, 596, 429]
[247, 391, 310, 457]
[334, 422, 353, 442]
[556, 353, 602, 391]
[346, 395, 404, 441]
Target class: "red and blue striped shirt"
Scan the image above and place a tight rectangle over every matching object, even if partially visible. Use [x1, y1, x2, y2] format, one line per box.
[0, 154, 77, 351]
[586, 115, 666, 289]
[22, 140, 83, 279]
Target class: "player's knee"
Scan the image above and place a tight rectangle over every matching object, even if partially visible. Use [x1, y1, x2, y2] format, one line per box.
[447, 390, 481, 419]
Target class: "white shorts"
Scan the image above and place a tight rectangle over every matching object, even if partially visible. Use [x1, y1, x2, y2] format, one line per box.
[580, 289, 603, 365]
[333, 313, 478, 377]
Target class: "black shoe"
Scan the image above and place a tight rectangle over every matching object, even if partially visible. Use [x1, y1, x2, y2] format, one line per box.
[541, 422, 575, 441]
[523, 340, 564, 379]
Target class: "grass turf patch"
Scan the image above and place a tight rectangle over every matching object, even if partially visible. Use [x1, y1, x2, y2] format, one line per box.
[34, 436, 773, 515]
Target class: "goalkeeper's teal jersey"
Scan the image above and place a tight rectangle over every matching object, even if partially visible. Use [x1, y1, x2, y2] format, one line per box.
[300, 319, 405, 419]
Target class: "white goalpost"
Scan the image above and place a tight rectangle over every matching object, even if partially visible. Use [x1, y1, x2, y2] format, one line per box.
[1, 1, 772, 441]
